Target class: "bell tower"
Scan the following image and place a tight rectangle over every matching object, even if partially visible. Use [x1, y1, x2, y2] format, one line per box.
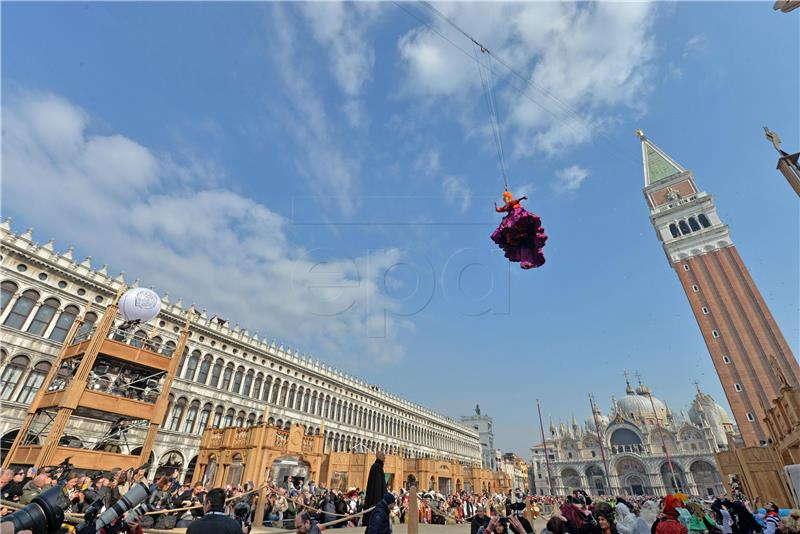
[639, 130, 799, 447]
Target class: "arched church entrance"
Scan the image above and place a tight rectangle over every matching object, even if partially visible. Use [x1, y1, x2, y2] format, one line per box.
[690, 460, 723, 497]
[585, 465, 607, 495]
[615, 457, 651, 495]
[561, 468, 582, 493]
[660, 462, 687, 493]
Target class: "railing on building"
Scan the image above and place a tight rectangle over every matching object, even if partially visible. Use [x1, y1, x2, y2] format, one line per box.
[274, 429, 289, 450]
[73, 325, 178, 357]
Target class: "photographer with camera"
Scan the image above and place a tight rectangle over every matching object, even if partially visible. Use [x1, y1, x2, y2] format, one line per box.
[479, 513, 530, 534]
[186, 488, 242, 534]
[19, 474, 52, 506]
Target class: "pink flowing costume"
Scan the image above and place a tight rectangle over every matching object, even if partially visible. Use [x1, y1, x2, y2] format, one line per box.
[491, 199, 547, 269]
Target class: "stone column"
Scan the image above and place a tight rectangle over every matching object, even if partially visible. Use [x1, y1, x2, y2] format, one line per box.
[19, 300, 44, 332]
[684, 470, 700, 496]
[0, 291, 21, 324]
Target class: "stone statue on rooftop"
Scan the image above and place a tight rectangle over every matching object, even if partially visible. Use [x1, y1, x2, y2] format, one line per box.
[764, 126, 789, 156]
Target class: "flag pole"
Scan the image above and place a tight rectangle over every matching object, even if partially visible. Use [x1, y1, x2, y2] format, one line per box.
[536, 399, 556, 496]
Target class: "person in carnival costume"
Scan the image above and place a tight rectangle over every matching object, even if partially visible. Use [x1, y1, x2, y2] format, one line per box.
[491, 190, 547, 269]
[653, 495, 688, 534]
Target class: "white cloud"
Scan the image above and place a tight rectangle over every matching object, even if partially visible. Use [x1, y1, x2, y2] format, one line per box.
[267, 5, 362, 216]
[442, 175, 471, 213]
[299, 2, 381, 97]
[397, 2, 658, 157]
[414, 149, 441, 177]
[2, 90, 408, 365]
[553, 165, 590, 194]
[513, 181, 537, 200]
[342, 99, 368, 129]
[683, 35, 707, 58]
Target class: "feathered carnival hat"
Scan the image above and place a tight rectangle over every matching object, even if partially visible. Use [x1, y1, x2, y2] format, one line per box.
[662, 494, 684, 519]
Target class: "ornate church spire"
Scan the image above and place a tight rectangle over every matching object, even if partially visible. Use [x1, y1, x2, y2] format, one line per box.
[624, 371, 635, 395]
[637, 129, 686, 186]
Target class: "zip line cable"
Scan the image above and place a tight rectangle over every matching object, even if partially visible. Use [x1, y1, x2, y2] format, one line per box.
[393, 1, 601, 172]
[419, 0, 593, 129]
[402, 1, 642, 171]
[475, 46, 509, 190]
[486, 53, 511, 188]
[393, 2, 618, 166]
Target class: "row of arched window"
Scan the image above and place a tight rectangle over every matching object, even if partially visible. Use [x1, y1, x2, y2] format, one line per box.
[0, 351, 52, 404]
[174, 352, 475, 457]
[668, 214, 711, 238]
[160, 393, 458, 460]
[1, 281, 98, 342]
[0, 278, 477, 459]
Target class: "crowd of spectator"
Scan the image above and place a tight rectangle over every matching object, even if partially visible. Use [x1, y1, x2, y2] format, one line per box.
[1, 465, 796, 534]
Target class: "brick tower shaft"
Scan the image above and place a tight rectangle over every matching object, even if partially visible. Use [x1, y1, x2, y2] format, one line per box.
[639, 130, 799, 447]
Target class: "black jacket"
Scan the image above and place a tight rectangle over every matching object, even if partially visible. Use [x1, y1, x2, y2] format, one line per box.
[186, 512, 243, 534]
[1, 480, 25, 501]
[363, 459, 385, 524]
[366, 500, 392, 534]
[472, 515, 491, 534]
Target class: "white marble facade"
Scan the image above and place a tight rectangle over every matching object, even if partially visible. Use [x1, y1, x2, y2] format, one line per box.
[530, 381, 729, 497]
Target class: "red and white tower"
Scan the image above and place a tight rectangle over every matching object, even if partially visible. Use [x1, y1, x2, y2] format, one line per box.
[639, 130, 799, 447]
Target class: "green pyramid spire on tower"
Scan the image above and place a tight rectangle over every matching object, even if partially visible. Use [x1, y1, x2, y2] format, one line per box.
[637, 129, 686, 185]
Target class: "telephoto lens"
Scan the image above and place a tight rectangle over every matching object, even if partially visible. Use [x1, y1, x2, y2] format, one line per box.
[90, 482, 152, 532]
[0, 486, 68, 534]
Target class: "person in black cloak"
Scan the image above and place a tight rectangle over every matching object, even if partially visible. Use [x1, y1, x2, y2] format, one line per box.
[363, 451, 386, 529]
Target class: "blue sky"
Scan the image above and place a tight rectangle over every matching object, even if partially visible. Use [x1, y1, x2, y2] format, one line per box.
[3, 2, 798, 456]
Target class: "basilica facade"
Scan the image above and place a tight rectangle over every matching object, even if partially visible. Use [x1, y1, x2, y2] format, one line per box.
[0, 221, 482, 480]
[530, 380, 730, 497]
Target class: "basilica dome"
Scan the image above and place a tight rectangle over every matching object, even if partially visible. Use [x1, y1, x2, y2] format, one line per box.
[689, 392, 732, 425]
[688, 388, 733, 447]
[615, 382, 669, 423]
[585, 413, 609, 430]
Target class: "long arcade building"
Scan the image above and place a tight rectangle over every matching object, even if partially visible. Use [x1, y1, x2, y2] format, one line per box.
[0, 220, 482, 480]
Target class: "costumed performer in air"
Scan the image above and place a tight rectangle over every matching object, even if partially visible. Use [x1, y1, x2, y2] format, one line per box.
[491, 190, 547, 269]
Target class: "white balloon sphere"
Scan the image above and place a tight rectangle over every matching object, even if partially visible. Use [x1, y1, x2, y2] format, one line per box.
[119, 288, 162, 323]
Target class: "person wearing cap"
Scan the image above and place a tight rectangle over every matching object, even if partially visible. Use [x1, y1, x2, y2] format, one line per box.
[367, 492, 395, 534]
